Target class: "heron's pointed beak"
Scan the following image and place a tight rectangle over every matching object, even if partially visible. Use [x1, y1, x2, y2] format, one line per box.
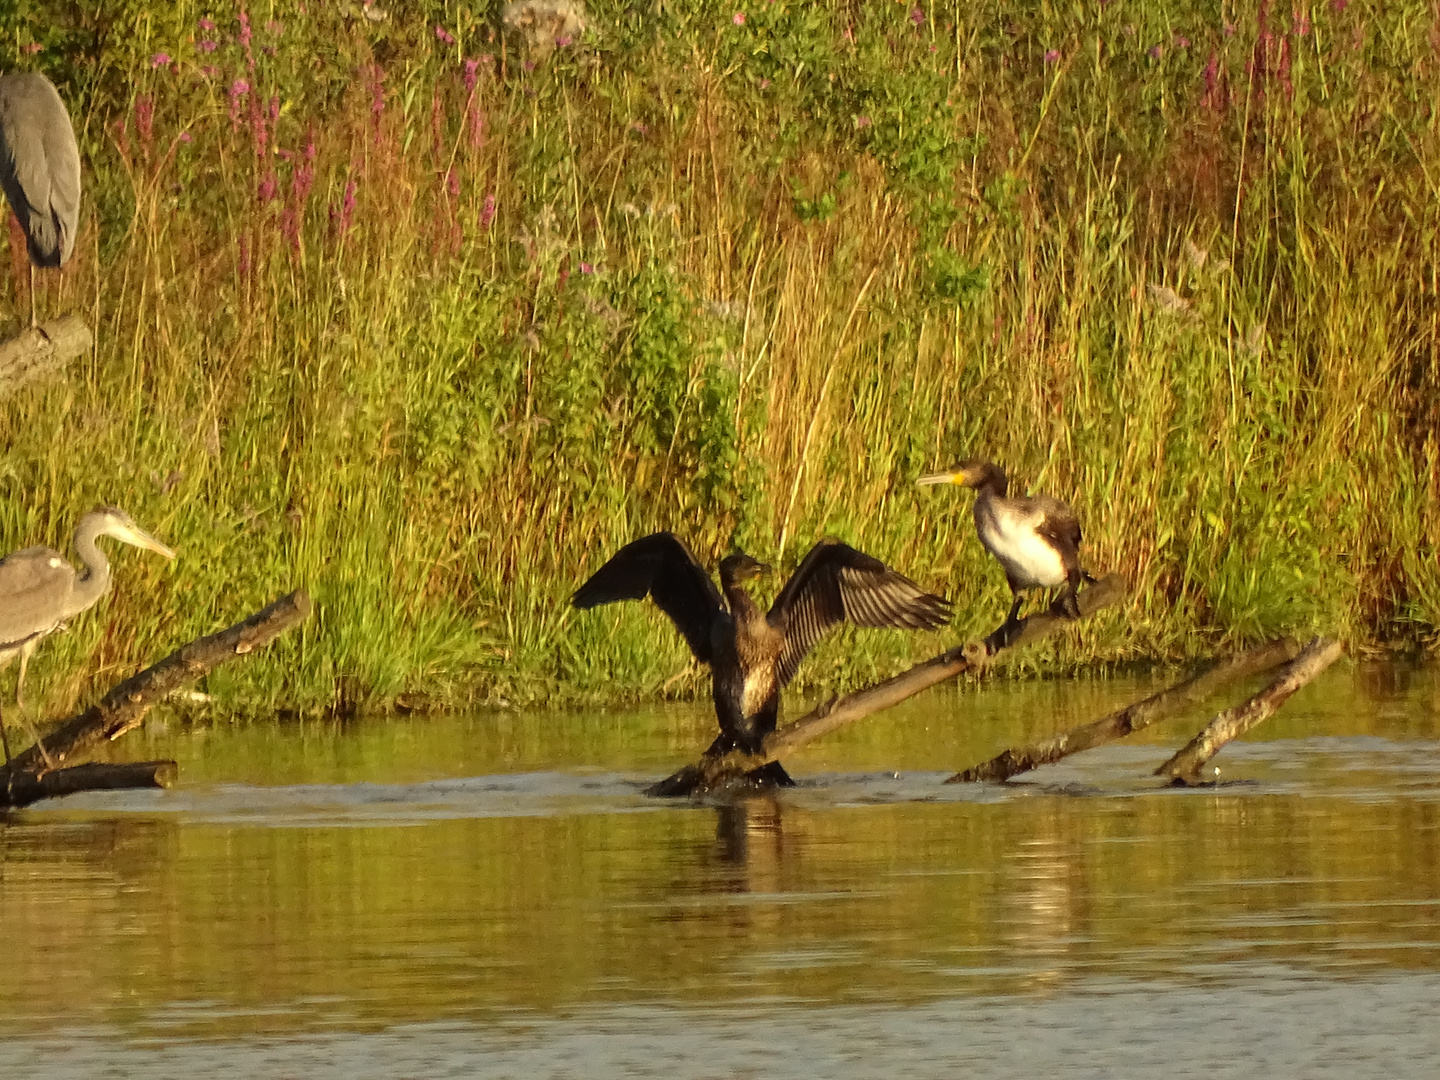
[916, 469, 964, 487]
[119, 524, 176, 560]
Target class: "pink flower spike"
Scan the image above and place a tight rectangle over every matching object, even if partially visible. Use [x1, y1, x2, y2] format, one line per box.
[1043, 48, 1061, 63]
[481, 192, 496, 228]
[199, 17, 215, 32]
[151, 52, 172, 68]
[910, 8, 925, 26]
[199, 40, 218, 53]
[579, 261, 594, 274]
[1148, 43, 1163, 59]
[732, 11, 745, 25]
[436, 25, 455, 45]
[179, 131, 192, 143]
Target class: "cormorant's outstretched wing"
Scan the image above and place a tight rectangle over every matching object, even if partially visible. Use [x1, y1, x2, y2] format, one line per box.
[570, 532, 725, 664]
[768, 540, 952, 689]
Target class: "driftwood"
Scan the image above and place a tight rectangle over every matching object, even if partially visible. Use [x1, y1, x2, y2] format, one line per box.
[646, 575, 1128, 797]
[2, 590, 312, 808]
[0, 315, 92, 398]
[1156, 636, 1343, 785]
[948, 637, 1305, 783]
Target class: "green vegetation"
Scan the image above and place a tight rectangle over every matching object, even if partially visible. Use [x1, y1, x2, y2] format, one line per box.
[0, 0, 1435, 718]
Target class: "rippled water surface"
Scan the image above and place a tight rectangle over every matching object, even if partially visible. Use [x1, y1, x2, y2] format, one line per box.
[3, 664, 1439, 1077]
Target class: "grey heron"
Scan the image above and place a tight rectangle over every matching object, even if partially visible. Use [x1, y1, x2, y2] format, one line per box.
[918, 460, 1094, 642]
[572, 533, 951, 783]
[0, 70, 80, 329]
[0, 507, 175, 767]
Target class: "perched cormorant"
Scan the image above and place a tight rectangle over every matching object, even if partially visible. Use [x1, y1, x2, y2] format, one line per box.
[918, 460, 1091, 638]
[571, 533, 952, 769]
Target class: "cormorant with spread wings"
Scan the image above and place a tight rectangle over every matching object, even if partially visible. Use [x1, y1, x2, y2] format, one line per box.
[572, 533, 951, 769]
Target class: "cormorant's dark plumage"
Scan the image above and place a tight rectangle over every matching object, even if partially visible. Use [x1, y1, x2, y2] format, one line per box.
[572, 532, 952, 761]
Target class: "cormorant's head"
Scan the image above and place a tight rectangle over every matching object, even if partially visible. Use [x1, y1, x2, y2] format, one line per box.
[916, 459, 1008, 496]
[718, 552, 770, 585]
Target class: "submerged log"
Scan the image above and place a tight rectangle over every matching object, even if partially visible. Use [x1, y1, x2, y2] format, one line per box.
[948, 637, 1304, 783]
[646, 575, 1128, 797]
[0, 315, 92, 398]
[2, 590, 312, 807]
[1, 761, 177, 808]
[1156, 636, 1343, 785]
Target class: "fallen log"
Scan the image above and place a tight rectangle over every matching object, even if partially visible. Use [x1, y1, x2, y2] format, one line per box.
[1156, 636, 1343, 785]
[2, 589, 312, 807]
[1, 761, 177, 808]
[646, 574, 1128, 797]
[0, 315, 92, 398]
[947, 637, 1304, 783]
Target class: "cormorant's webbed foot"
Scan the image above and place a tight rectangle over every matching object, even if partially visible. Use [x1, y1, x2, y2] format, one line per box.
[743, 760, 795, 788]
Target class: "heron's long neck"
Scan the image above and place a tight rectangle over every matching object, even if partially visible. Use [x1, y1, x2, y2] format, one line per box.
[70, 516, 114, 612]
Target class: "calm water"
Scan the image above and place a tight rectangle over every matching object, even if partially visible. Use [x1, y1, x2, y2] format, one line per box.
[2, 664, 1439, 1078]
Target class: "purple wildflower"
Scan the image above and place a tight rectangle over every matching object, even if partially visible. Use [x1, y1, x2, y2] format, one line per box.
[464, 58, 481, 93]
[1148, 43, 1162, 59]
[1174, 34, 1190, 48]
[910, 8, 924, 26]
[556, 35, 573, 47]
[258, 172, 277, 203]
[1331, 0, 1347, 10]
[238, 9, 252, 50]
[199, 39, 218, 52]
[201, 65, 218, 78]
[179, 131, 192, 143]
[199, 17, 215, 31]
[1043, 48, 1060, 63]
[579, 261, 594, 274]
[436, 25, 455, 45]
[135, 96, 154, 148]
[480, 192, 496, 228]
[855, 115, 872, 128]
[151, 52, 172, 68]
[447, 168, 460, 198]
[331, 176, 358, 239]
[732, 11, 745, 25]
[469, 106, 486, 150]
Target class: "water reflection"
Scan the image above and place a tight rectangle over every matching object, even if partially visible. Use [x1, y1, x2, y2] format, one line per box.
[0, 664, 1436, 1076]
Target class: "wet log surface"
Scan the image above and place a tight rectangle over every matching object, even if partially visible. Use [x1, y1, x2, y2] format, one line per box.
[2, 590, 312, 808]
[0, 315, 92, 398]
[646, 575, 1127, 798]
[948, 637, 1304, 783]
[1156, 636, 1343, 785]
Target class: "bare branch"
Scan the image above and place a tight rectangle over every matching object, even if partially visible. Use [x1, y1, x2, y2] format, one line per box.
[1156, 636, 1343, 785]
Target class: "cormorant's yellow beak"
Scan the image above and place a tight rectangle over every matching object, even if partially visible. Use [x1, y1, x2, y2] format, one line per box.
[916, 468, 968, 487]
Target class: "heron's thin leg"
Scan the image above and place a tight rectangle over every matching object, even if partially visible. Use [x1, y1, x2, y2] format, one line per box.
[14, 649, 55, 769]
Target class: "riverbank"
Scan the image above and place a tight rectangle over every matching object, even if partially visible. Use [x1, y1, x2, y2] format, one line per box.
[0, 1, 1435, 717]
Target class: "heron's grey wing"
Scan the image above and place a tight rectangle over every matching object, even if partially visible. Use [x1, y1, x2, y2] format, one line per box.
[0, 545, 75, 647]
[570, 532, 725, 664]
[769, 540, 952, 689]
[0, 72, 81, 267]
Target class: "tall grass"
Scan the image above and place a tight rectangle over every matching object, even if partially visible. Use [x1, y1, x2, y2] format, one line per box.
[0, 0, 1435, 717]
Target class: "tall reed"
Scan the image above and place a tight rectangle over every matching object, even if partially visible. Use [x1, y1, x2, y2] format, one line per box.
[0, 0, 1434, 716]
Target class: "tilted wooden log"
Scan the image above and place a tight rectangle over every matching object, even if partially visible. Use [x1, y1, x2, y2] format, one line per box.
[2, 590, 312, 805]
[646, 575, 1128, 797]
[0, 315, 92, 398]
[1156, 636, 1343, 785]
[948, 637, 1304, 783]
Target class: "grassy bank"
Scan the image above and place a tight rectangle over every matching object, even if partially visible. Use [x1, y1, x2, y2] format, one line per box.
[0, 0, 1436, 719]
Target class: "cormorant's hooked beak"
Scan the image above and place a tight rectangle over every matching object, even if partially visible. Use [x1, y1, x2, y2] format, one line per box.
[116, 523, 177, 560]
[916, 467, 973, 488]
